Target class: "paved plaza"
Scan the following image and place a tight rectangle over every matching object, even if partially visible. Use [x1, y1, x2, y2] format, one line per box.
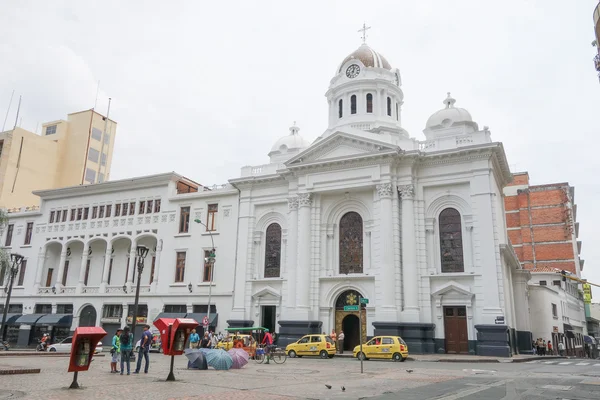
[1, 354, 600, 399]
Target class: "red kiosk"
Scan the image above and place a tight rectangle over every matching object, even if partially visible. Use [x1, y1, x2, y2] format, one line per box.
[154, 317, 198, 381]
[68, 327, 107, 389]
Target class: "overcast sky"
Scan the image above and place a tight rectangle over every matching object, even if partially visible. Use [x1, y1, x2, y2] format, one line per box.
[1, 1, 599, 295]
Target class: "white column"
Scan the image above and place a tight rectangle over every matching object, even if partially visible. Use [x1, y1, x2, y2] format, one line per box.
[54, 248, 68, 291]
[76, 243, 90, 293]
[126, 244, 136, 292]
[296, 193, 312, 314]
[34, 247, 47, 291]
[100, 247, 112, 293]
[400, 184, 419, 320]
[232, 198, 252, 318]
[377, 183, 396, 321]
[425, 218, 436, 274]
[286, 197, 299, 310]
[364, 230, 372, 273]
[151, 240, 162, 293]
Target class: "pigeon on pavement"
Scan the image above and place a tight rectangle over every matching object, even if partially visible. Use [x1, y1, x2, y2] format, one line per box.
[341, 386, 345, 391]
[325, 384, 332, 389]
[406, 369, 413, 373]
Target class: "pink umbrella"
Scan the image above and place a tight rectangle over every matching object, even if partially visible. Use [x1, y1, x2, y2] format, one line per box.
[228, 348, 249, 369]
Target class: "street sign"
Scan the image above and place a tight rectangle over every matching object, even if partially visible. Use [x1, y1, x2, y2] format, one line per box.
[360, 298, 369, 305]
[344, 305, 359, 311]
[202, 316, 209, 326]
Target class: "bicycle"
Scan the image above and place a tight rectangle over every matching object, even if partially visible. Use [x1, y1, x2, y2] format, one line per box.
[255, 345, 287, 364]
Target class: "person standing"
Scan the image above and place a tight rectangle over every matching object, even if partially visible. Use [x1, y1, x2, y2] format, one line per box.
[558, 340, 565, 356]
[547, 339, 553, 356]
[189, 329, 200, 349]
[338, 331, 345, 354]
[110, 329, 122, 373]
[210, 333, 218, 349]
[200, 332, 210, 349]
[119, 326, 133, 375]
[134, 325, 152, 374]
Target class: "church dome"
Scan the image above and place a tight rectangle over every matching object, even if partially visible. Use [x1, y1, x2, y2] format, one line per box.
[425, 93, 473, 129]
[270, 125, 310, 153]
[338, 44, 392, 73]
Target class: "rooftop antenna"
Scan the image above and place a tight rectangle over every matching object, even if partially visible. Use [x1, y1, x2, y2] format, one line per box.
[13, 95, 22, 130]
[94, 80, 100, 110]
[2, 89, 15, 132]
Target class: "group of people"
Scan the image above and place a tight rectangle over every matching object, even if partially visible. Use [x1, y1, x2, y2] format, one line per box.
[110, 325, 153, 375]
[533, 338, 568, 356]
[329, 329, 346, 354]
[188, 329, 221, 349]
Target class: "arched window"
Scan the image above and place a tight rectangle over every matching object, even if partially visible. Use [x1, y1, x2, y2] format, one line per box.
[350, 95, 357, 114]
[396, 103, 399, 121]
[338, 99, 343, 118]
[264, 223, 282, 278]
[439, 208, 464, 273]
[366, 93, 373, 113]
[339, 212, 363, 274]
[387, 97, 392, 116]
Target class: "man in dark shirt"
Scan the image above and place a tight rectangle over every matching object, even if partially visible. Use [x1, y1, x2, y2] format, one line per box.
[200, 332, 210, 348]
[134, 325, 152, 374]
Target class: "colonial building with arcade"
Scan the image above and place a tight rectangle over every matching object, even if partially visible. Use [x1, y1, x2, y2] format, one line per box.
[2, 41, 533, 356]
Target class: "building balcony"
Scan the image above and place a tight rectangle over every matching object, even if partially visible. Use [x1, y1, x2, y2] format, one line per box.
[37, 286, 76, 295]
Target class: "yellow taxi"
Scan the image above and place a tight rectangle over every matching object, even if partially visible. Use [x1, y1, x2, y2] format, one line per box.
[353, 336, 408, 362]
[286, 334, 336, 359]
[216, 334, 254, 351]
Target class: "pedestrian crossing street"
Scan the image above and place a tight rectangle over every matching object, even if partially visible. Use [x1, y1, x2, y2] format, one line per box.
[526, 359, 600, 366]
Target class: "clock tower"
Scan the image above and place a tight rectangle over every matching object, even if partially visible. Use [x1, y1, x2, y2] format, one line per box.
[323, 38, 406, 140]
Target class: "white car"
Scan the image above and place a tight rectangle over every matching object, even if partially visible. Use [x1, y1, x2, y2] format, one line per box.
[47, 336, 104, 353]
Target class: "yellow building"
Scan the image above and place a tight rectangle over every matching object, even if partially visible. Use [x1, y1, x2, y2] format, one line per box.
[0, 109, 116, 209]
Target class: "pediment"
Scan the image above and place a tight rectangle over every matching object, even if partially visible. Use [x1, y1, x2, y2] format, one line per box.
[285, 131, 400, 166]
[252, 286, 281, 300]
[431, 281, 473, 298]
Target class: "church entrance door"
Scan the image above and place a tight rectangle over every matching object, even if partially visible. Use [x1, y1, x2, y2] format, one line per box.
[444, 306, 469, 354]
[341, 314, 360, 351]
[334, 290, 367, 351]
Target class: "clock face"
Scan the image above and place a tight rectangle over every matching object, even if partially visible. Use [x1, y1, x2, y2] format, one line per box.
[346, 64, 360, 78]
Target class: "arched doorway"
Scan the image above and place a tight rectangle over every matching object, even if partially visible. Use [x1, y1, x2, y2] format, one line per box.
[79, 305, 97, 327]
[334, 290, 367, 351]
[342, 314, 360, 351]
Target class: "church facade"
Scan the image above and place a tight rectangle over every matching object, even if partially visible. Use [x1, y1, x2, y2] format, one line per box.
[2, 43, 532, 356]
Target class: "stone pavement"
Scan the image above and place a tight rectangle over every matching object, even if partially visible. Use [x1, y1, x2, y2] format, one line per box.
[0, 354, 465, 400]
[336, 352, 566, 363]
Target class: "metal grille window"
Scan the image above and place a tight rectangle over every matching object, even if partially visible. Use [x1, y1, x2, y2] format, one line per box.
[57, 304, 73, 314]
[164, 304, 187, 313]
[103, 304, 123, 318]
[45, 125, 57, 135]
[339, 212, 363, 274]
[35, 304, 52, 314]
[439, 208, 464, 273]
[264, 223, 282, 278]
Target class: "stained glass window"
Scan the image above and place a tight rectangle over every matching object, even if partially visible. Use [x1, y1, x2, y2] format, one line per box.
[264, 223, 282, 278]
[439, 208, 464, 273]
[335, 290, 363, 309]
[339, 212, 363, 274]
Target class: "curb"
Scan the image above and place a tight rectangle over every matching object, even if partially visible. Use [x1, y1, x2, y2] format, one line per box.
[0, 352, 105, 357]
[0, 368, 41, 375]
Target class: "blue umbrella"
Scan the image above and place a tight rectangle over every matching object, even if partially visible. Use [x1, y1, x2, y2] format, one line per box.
[205, 349, 233, 370]
[184, 348, 208, 370]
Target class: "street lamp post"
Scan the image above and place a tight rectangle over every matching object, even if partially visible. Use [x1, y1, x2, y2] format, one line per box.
[194, 219, 215, 333]
[130, 245, 149, 339]
[1, 253, 24, 342]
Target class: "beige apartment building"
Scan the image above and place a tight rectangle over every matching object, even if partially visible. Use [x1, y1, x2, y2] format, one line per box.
[0, 109, 116, 209]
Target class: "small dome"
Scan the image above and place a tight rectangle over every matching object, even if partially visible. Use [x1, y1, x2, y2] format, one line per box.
[270, 124, 310, 154]
[425, 93, 473, 129]
[338, 44, 392, 73]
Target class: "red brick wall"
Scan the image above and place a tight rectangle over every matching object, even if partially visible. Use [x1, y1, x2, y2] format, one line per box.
[503, 177, 577, 274]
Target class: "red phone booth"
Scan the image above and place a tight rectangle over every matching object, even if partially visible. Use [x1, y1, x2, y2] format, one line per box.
[154, 317, 198, 381]
[68, 327, 107, 389]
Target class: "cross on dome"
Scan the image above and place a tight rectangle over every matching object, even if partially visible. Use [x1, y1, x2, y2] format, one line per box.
[289, 121, 299, 135]
[358, 23, 371, 44]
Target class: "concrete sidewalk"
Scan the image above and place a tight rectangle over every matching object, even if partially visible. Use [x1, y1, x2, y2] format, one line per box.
[334, 352, 567, 363]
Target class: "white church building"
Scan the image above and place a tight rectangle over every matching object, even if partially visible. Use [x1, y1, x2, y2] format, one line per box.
[1, 42, 532, 356]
